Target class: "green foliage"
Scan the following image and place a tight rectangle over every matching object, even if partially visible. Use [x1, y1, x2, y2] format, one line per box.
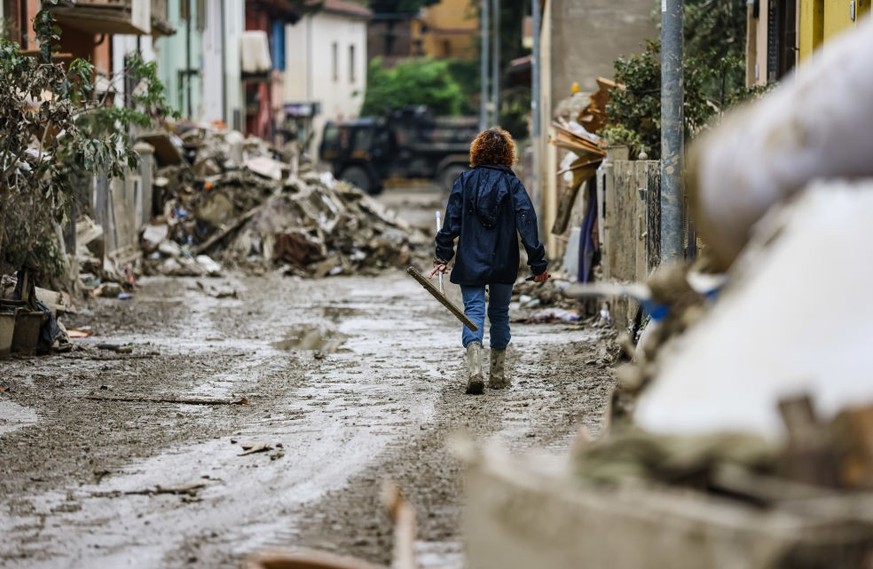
[0, 10, 176, 274]
[500, 86, 532, 140]
[600, 41, 661, 157]
[600, 0, 760, 159]
[361, 57, 466, 116]
[685, 0, 748, 96]
[445, 59, 479, 115]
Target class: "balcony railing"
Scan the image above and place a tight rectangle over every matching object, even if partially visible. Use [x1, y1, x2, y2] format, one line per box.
[51, 0, 175, 36]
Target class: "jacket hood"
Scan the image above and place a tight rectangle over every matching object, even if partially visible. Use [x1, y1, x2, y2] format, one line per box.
[467, 165, 516, 229]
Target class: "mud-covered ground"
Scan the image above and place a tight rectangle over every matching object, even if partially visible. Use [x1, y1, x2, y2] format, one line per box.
[0, 187, 616, 568]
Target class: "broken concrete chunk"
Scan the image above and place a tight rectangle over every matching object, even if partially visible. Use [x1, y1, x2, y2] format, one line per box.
[138, 132, 184, 166]
[35, 287, 75, 315]
[157, 240, 182, 258]
[196, 191, 237, 229]
[636, 182, 873, 440]
[141, 224, 169, 248]
[155, 257, 204, 277]
[238, 442, 272, 456]
[98, 283, 123, 298]
[245, 156, 287, 181]
[195, 255, 223, 277]
[75, 216, 104, 248]
[140, 124, 428, 279]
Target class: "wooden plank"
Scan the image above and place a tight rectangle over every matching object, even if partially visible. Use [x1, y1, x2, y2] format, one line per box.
[193, 206, 262, 255]
[86, 395, 249, 406]
[406, 267, 478, 331]
[551, 164, 598, 236]
[645, 161, 661, 270]
[634, 162, 649, 284]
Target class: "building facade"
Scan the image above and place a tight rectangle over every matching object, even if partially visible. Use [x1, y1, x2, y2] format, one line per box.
[284, 0, 371, 156]
[747, 0, 871, 86]
[416, 0, 477, 60]
[536, 0, 657, 257]
[171, 0, 246, 129]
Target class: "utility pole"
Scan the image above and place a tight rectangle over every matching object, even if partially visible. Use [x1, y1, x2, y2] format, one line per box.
[660, 0, 684, 263]
[491, 0, 500, 126]
[531, 0, 541, 208]
[531, 0, 540, 140]
[479, 0, 490, 131]
[186, 0, 193, 119]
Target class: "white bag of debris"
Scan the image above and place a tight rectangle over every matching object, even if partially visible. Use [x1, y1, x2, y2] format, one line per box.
[635, 181, 873, 440]
[688, 16, 873, 270]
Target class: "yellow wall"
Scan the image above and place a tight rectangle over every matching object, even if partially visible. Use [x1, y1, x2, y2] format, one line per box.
[417, 0, 477, 59]
[799, 0, 870, 61]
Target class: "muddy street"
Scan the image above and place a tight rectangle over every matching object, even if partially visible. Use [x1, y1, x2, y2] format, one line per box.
[0, 186, 615, 569]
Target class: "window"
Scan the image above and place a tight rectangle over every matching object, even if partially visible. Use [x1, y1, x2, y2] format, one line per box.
[332, 42, 338, 82]
[766, 0, 797, 83]
[349, 44, 356, 83]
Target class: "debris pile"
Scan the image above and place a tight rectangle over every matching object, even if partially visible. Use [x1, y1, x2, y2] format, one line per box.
[572, 394, 873, 538]
[464, 398, 873, 569]
[75, 216, 137, 296]
[512, 276, 593, 324]
[0, 270, 73, 357]
[139, 125, 427, 278]
[550, 78, 614, 236]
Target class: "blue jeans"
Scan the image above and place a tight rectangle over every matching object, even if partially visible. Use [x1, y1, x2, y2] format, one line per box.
[460, 283, 513, 350]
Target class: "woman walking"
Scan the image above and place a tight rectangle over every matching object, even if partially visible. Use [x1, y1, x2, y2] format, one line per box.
[430, 128, 550, 394]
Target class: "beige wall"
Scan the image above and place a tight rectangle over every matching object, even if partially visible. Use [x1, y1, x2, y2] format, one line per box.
[549, 0, 656, 101]
[539, 0, 655, 259]
[284, 11, 369, 155]
[418, 0, 477, 59]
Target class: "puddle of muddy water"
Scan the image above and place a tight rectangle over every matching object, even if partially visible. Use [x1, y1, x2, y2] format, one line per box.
[0, 400, 39, 435]
[273, 326, 348, 353]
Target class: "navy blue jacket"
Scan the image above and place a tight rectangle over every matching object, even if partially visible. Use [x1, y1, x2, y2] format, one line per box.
[435, 165, 548, 286]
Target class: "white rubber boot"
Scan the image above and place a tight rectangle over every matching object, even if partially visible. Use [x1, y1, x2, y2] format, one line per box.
[488, 349, 508, 389]
[465, 342, 484, 395]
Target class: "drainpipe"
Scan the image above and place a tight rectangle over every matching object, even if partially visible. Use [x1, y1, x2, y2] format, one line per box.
[531, 0, 540, 140]
[479, 0, 489, 131]
[221, 0, 227, 125]
[660, 0, 684, 263]
[532, 0, 541, 208]
[186, 0, 193, 118]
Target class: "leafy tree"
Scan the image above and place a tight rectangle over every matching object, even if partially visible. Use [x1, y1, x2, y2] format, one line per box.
[0, 4, 176, 276]
[685, 0, 748, 97]
[446, 58, 479, 115]
[600, 0, 760, 158]
[361, 57, 465, 116]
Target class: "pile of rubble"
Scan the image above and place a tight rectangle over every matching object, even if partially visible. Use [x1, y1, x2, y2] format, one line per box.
[511, 276, 587, 324]
[138, 125, 427, 278]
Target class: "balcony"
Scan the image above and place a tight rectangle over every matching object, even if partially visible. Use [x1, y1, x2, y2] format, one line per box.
[51, 0, 175, 37]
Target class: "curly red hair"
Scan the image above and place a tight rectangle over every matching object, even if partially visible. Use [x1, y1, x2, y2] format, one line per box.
[469, 128, 516, 168]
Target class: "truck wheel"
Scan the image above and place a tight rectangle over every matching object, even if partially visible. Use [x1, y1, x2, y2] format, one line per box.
[340, 166, 380, 195]
[438, 164, 467, 191]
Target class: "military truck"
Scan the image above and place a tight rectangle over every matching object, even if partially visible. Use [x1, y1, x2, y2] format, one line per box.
[319, 106, 478, 195]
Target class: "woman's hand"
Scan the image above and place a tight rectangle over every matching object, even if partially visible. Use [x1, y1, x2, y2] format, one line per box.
[532, 271, 551, 283]
[429, 262, 449, 278]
